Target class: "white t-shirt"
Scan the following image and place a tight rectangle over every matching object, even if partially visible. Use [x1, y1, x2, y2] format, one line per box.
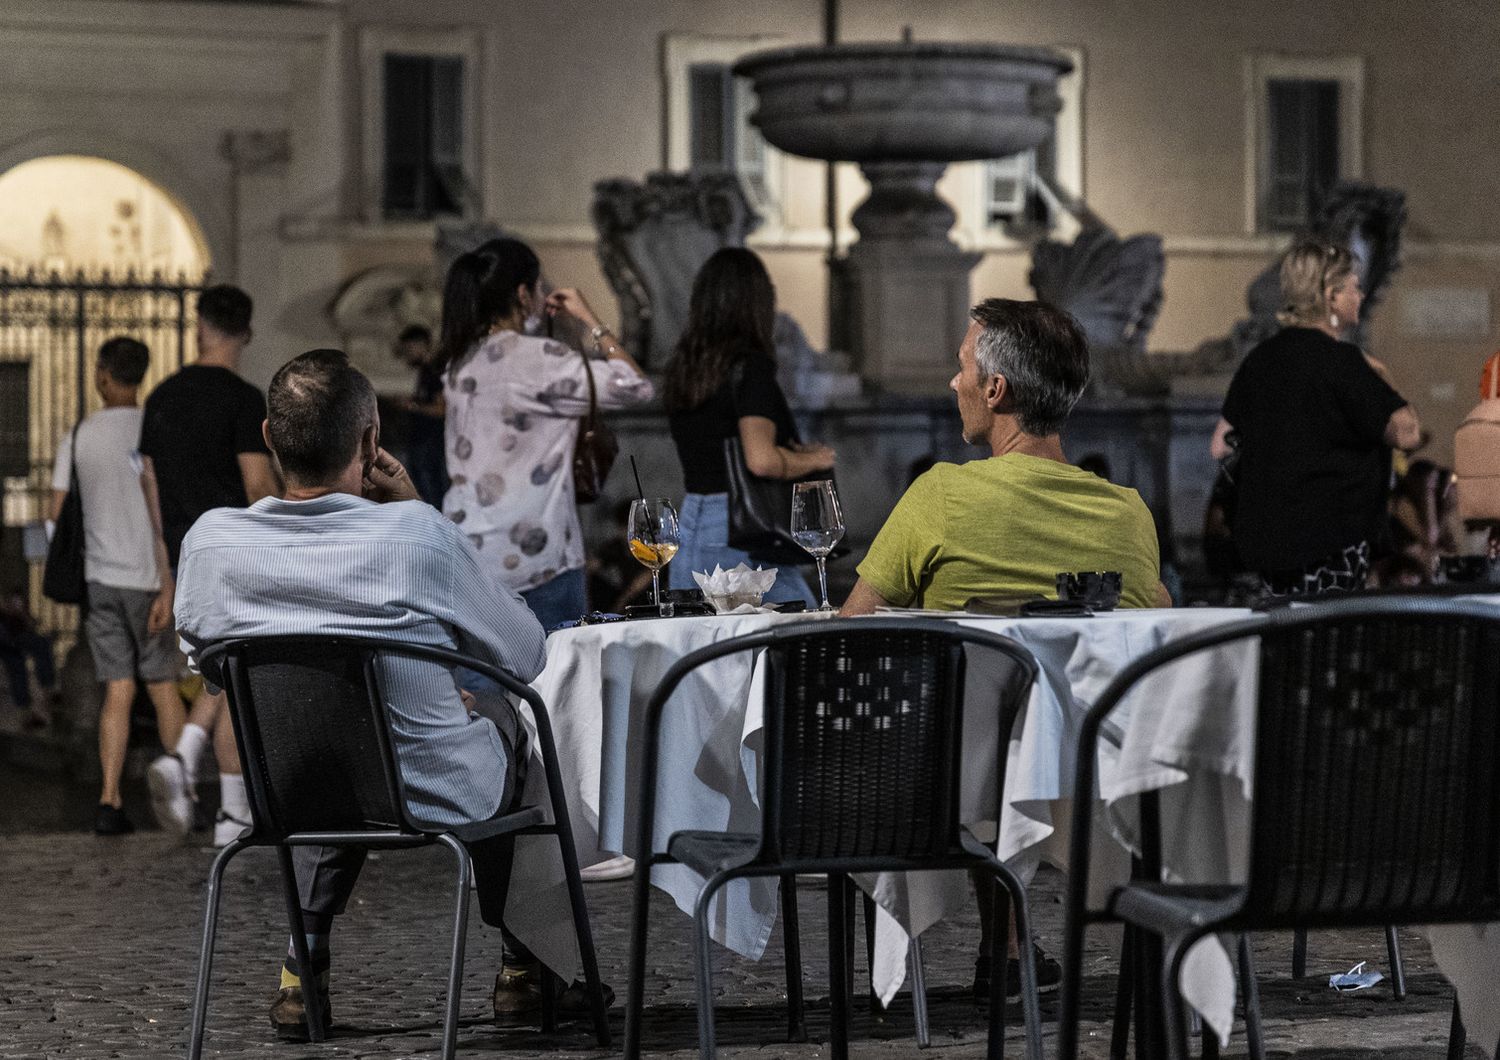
[51, 407, 160, 592]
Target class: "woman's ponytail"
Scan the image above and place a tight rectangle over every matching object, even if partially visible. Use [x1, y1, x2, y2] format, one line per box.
[435, 238, 542, 373]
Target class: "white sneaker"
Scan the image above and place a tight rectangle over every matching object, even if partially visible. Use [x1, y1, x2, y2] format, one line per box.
[147, 754, 195, 838]
[212, 809, 252, 848]
[579, 854, 635, 882]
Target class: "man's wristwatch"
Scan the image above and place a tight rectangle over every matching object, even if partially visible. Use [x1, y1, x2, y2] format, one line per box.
[589, 324, 612, 342]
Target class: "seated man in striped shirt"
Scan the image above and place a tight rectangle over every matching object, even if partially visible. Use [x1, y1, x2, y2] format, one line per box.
[174, 349, 590, 1039]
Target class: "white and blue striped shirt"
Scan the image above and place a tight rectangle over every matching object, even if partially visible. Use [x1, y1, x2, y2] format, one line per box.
[175, 493, 547, 828]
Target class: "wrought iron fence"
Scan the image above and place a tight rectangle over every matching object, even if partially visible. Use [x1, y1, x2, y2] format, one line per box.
[0, 266, 206, 638]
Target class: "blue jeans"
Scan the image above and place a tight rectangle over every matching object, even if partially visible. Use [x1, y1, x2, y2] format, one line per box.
[667, 493, 815, 606]
[459, 568, 585, 696]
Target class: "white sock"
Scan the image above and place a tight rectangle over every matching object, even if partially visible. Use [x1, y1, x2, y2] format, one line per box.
[175, 722, 209, 779]
[220, 773, 249, 821]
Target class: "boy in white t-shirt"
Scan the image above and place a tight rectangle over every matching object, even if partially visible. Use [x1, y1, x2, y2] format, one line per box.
[50, 337, 186, 835]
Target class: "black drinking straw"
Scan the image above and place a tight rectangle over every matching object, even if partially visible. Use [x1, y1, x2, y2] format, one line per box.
[630, 455, 656, 544]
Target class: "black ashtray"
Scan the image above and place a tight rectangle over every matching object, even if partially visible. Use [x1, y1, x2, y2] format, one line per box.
[1056, 571, 1123, 611]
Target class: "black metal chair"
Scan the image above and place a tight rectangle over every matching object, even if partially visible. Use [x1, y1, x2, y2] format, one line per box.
[621, 617, 1045, 1060]
[1056, 595, 1500, 1060]
[186, 636, 611, 1060]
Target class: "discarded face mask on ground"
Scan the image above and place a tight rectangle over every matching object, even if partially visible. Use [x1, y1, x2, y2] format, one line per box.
[1328, 961, 1385, 992]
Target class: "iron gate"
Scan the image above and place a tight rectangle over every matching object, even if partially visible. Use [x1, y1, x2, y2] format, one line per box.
[0, 266, 205, 637]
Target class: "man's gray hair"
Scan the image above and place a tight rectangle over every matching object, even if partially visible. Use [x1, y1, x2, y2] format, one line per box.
[970, 298, 1091, 436]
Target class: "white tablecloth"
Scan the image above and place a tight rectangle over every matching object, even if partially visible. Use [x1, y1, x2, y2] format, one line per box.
[509, 605, 1499, 1055]
[506, 610, 831, 979]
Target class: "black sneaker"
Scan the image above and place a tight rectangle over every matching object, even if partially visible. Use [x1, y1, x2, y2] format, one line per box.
[94, 804, 135, 836]
[973, 945, 1063, 1000]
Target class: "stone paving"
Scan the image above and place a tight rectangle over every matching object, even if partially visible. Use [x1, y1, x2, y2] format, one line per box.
[0, 831, 1480, 1059]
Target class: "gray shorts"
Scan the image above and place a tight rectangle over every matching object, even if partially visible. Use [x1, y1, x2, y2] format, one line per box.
[84, 582, 182, 684]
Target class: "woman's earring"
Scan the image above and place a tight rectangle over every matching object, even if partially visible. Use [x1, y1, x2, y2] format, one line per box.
[1330, 313, 1340, 329]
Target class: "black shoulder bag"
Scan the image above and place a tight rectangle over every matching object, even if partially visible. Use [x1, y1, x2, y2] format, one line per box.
[43, 424, 87, 605]
[722, 366, 843, 566]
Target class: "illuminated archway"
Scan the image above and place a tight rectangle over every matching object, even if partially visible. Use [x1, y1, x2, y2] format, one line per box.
[0, 155, 209, 277]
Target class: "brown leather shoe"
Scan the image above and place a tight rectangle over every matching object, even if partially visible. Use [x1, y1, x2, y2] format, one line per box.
[492, 964, 614, 1025]
[269, 986, 332, 1041]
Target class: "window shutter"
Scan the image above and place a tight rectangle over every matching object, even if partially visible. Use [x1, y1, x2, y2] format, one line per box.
[383, 54, 429, 217]
[689, 63, 733, 169]
[1265, 78, 1340, 232]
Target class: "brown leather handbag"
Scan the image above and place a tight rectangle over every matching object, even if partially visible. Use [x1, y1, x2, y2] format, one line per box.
[573, 351, 618, 503]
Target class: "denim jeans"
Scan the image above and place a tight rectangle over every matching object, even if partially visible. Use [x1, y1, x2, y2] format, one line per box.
[667, 493, 815, 606]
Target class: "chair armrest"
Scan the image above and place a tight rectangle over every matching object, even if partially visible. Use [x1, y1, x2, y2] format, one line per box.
[451, 805, 546, 845]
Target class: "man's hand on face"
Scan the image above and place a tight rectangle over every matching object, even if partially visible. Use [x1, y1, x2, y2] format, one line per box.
[362, 447, 421, 504]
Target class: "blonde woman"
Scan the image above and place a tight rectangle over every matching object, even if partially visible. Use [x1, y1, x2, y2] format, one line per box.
[1209, 240, 1422, 595]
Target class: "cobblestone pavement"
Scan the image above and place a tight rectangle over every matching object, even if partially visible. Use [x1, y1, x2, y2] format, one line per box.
[0, 832, 1480, 1059]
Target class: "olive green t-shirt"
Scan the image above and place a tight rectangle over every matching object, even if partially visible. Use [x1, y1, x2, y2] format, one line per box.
[856, 454, 1162, 611]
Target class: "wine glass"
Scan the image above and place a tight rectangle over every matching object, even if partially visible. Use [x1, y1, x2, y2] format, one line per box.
[627, 498, 681, 617]
[791, 480, 845, 611]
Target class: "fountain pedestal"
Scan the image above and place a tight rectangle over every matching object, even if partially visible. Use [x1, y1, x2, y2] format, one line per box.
[842, 160, 981, 390]
[735, 42, 1070, 391]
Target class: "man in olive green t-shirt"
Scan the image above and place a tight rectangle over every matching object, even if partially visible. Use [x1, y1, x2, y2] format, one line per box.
[841, 297, 1169, 1000]
[843, 298, 1169, 616]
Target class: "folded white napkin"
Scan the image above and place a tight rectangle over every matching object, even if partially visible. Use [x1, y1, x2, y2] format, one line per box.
[692, 563, 778, 613]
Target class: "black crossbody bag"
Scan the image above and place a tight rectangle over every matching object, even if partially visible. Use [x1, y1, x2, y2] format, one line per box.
[721, 365, 844, 566]
[43, 423, 86, 605]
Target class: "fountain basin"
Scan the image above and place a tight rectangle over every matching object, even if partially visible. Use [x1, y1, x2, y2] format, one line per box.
[732, 42, 1072, 164]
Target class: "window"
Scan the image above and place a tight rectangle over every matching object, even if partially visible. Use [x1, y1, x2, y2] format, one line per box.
[981, 47, 1083, 233]
[684, 62, 769, 200]
[382, 54, 466, 220]
[359, 27, 481, 224]
[664, 34, 784, 221]
[1246, 55, 1363, 234]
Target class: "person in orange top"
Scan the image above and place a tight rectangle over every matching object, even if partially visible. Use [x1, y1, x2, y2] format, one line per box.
[1454, 351, 1500, 558]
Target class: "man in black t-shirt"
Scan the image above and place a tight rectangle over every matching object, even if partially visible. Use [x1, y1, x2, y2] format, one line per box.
[141, 285, 279, 846]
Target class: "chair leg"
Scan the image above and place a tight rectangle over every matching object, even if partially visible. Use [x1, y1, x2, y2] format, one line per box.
[828, 874, 851, 1060]
[1237, 934, 1266, 1060]
[275, 845, 327, 1044]
[1386, 925, 1407, 1001]
[910, 933, 932, 1049]
[1291, 927, 1307, 979]
[843, 876, 857, 1003]
[692, 870, 740, 1060]
[995, 863, 1044, 1060]
[624, 855, 654, 1059]
[1448, 995, 1466, 1060]
[188, 838, 249, 1060]
[780, 874, 808, 1043]
[1160, 933, 1199, 1060]
[1110, 928, 1135, 1060]
[552, 833, 610, 1049]
[539, 966, 557, 1033]
[986, 872, 1010, 1060]
[1057, 887, 1091, 1060]
[1201, 1022, 1219, 1060]
[435, 835, 472, 1060]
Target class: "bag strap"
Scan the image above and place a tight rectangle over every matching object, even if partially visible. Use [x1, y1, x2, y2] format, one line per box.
[67, 421, 82, 495]
[579, 346, 600, 425]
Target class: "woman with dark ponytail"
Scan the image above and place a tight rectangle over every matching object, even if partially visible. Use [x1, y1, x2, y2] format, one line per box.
[437, 237, 652, 630]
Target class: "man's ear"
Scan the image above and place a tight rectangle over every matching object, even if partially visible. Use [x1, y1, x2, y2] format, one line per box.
[261, 419, 273, 453]
[362, 423, 379, 464]
[986, 372, 1009, 411]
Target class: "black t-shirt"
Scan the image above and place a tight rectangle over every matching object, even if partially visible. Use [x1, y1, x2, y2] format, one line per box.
[668, 354, 798, 494]
[139, 364, 270, 564]
[1221, 327, 1406, 571]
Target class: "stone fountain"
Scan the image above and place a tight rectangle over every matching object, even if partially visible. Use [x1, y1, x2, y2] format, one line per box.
[734, 40, 1072, 391]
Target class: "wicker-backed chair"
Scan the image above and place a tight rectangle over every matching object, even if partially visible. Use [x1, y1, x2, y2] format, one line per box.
[1056, 596, 1500, 1060]
[187, 636, 610, 1060]
[621, 617, 1044, 1060]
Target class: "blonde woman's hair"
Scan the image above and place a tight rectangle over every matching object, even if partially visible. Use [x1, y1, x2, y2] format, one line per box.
[1277, 240, 1355, 327]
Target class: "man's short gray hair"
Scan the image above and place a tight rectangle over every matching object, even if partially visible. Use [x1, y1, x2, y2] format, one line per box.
[970, 298, 1091, 436]
[267, 349, 377, 484]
